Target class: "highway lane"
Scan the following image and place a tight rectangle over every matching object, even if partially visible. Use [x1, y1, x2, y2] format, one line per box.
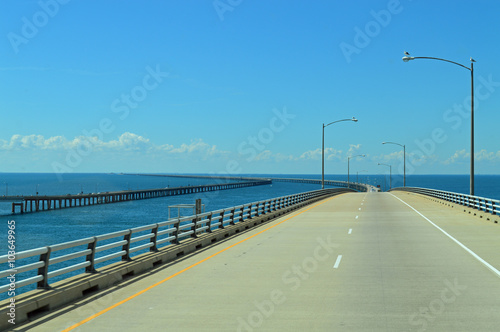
[16, 192, 500, 331]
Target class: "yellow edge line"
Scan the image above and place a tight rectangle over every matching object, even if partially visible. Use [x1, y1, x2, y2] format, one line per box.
[61, 194, 343, 331]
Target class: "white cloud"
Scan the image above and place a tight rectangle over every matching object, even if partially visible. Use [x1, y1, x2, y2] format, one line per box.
[0, 134, 69, 150]
[374, 150, 440, 166]
[443, 149, 469, 165]
[274, 153, 295, 162]
[444, 149, 500, 164]
[347, 144, 361, 156]
[298, 148, 321, 160]
[168, 139, 225, 156]
[475, 149, 500, 162]
[254, 150, 273, 161]
[103, 132, 150, 151]
[299, 148, 342, 161]
[0, 133, 226, 157]
[373, 151, 403, 162]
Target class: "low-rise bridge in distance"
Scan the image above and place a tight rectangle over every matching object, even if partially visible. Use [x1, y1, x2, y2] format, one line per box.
[0, 179, 272, 214]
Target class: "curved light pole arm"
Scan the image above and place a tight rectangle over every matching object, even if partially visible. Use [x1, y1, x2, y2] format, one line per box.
[403, 56, 471, 71]
[403, 53, 475, 195]
[377, 163, 392, 190]
[347, 154, 366, 187]
[324, 117, 358, 129]
[322, 117, 358, 189]
[382, 141, 406, 187]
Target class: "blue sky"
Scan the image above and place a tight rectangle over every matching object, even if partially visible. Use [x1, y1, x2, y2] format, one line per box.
[1, 0, 499, 177]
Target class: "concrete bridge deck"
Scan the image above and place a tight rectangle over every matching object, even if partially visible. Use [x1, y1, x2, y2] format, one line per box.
[14, 192, 500, 331]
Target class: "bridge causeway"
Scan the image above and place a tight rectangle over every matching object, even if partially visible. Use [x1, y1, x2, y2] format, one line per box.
[4, 188, 499, 331]
[1, 180, 271, 214]
[136, 173, 379, 192]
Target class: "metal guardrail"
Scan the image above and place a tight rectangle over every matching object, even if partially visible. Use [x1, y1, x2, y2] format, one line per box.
[391, 187, 500, 216]
[0, 188, 350, 295]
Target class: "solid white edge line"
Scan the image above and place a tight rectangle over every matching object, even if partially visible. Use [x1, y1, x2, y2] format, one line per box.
[389, 193, 500, 278]
[333, 255, 342, 269]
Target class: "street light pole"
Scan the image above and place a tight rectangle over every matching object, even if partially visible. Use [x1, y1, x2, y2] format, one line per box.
[348, 154, 366, 188]
[402, 53, 475, 195]
[471, 61, 475, 195]
[322, 117, 358, 189]
[382, 141, 405, 187]
[378, 163, 392, 190]
[356, 170, 368, 183]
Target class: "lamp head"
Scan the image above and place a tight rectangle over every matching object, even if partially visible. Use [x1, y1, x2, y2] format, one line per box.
[352, 117, 358, 122]
[402, 56, 414, 62]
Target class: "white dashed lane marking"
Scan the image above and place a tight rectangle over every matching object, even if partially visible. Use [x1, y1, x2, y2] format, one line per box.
[333, 255, 343, 269]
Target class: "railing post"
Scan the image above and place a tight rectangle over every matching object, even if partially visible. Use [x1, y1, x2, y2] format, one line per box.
[121, 230, 132, 261]
[150, 224, 159, 252]
[230, 208, 236, 225]
[191, 216, 198, 238]
[240, 206, 245, 222]
[219, 211, 225, 229]
[37, 247, 51, 289]
[171, 220, 181, 244]
[206, 212, 213, 233]
[85, 237, 98, 273]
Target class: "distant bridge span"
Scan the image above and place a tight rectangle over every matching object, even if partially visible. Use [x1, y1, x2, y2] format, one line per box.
[0, 180, 271, 214]
[133, 173, 380, 192]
